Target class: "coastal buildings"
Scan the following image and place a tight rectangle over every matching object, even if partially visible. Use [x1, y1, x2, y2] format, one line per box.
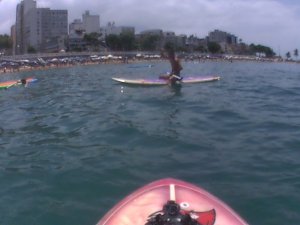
[208, 29, 238, 53]
[82, 11, 100, 34]
[69, 11, 101, 51]
[11, 2, 242, 54]
[69, 11, 100, 35]
[137, 30, 202, 51]
[101, 22, 135, 37]
[68, 19, 86, 51]
[10, 25, 16, 55]
[14, 0, 68, 54]
[37, 9, 68, 52]
[15, 0, 33, 54]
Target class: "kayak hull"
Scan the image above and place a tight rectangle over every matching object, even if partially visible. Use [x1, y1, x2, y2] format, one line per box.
[112, 76, 220, 86]
[96, 178, 248, 225]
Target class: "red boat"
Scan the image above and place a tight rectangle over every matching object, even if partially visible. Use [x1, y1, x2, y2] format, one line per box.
[96, 178, 248, 225]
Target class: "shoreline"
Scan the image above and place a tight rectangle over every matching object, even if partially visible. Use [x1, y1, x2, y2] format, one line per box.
[0, 57, 156, 75]
[1, 53, 299, 76]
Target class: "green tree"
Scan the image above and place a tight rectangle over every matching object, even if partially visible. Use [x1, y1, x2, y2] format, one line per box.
[294, 49, 298, 60]
[175, 45, 188, 52]
[195, 45, 206, 53]
[286, 51, 291, 59]
[120, 32, 136, 51]
[84, 32, 102, 50]
[208, 42, 221, 54]
[164, 42, 175, 52]
[27, 46, 36, 54]
[84, 32, 101, 44]
[0, 34, 12, 49]
[249, 44, 275, 57]
[105, 34, 121, 51]
[140, 35, 160, 51]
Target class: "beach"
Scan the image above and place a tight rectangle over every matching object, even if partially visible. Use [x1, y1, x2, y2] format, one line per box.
[1, 51, 298, 76]
[0, 52, 151, 75]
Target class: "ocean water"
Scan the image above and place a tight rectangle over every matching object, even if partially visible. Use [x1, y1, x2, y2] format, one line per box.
[0, 61, 299, 225]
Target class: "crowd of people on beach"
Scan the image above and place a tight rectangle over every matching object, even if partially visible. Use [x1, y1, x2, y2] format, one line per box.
[0, 52, 297, 75]
[0, 54, 138, 74]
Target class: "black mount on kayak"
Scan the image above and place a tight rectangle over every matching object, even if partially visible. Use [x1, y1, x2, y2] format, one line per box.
[145, 200, 199, 225]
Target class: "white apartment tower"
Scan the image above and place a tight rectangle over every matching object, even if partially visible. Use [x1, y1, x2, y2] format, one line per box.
[15, 0, 37, 54]
[15, 0, 68, 54]
[69, 11, 100, 35]
[82, 10, 100, 34]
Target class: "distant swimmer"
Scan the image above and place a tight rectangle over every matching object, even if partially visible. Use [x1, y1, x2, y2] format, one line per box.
[17, 78, 28, 87]
[20, 79, 27, 84]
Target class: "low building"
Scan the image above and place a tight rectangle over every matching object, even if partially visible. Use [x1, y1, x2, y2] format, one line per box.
[101, 22, 135, 37]
[208, 29, 238, 53]
[140, 29, 163, 37]
[68, 11, 100, 51]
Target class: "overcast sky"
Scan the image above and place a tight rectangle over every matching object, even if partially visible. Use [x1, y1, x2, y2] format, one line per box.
[0, 0, 299, 55]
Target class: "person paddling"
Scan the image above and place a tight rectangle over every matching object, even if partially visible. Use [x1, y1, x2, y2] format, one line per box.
[17, 78, 28, 87]
[160, 44, 183, 85]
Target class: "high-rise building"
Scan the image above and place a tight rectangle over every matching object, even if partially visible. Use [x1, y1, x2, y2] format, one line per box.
[10, 25, 16, 55]
[68, 11, 100, 51]
[82, 11, 100, 34]
[69, 10, 100, 35]
[68, 19, 86, 51]
[69, 19, 85, 36]
[15, 0, 35, 54]
[15, 0, 68, 54]
[37, 8, 68, 52]
[208, 29, 238, 53]
[208, 29, 237, 45]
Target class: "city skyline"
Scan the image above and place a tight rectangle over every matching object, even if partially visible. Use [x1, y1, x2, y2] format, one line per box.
[0, 0, 300, 55]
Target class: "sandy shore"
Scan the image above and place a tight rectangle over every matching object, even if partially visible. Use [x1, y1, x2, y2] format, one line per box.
[0, 58, 156, 75]
[1, 53, 298, 76]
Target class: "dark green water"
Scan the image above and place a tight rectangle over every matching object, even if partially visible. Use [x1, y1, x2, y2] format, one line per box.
[0, 61, 299, 225]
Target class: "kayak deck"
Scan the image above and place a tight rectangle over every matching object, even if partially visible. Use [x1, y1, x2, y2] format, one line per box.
[97, 178, 248, 225]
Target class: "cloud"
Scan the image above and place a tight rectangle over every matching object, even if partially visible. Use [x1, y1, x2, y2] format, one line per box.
[0, 0, 299, 54]
[0, 0, 18, 32]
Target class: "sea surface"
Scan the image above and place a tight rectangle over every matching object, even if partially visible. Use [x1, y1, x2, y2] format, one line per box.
[0, 60, 299, 225]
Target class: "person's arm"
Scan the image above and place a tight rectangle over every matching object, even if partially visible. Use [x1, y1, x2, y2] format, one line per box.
[170, 58, 176, 74]
[178, 60, 183, 71]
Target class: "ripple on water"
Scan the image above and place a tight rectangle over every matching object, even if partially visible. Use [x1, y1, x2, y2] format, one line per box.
[0, 62, 300, 224]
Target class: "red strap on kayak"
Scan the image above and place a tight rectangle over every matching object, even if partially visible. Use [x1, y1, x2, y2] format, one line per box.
[182, 209, 216, 225]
